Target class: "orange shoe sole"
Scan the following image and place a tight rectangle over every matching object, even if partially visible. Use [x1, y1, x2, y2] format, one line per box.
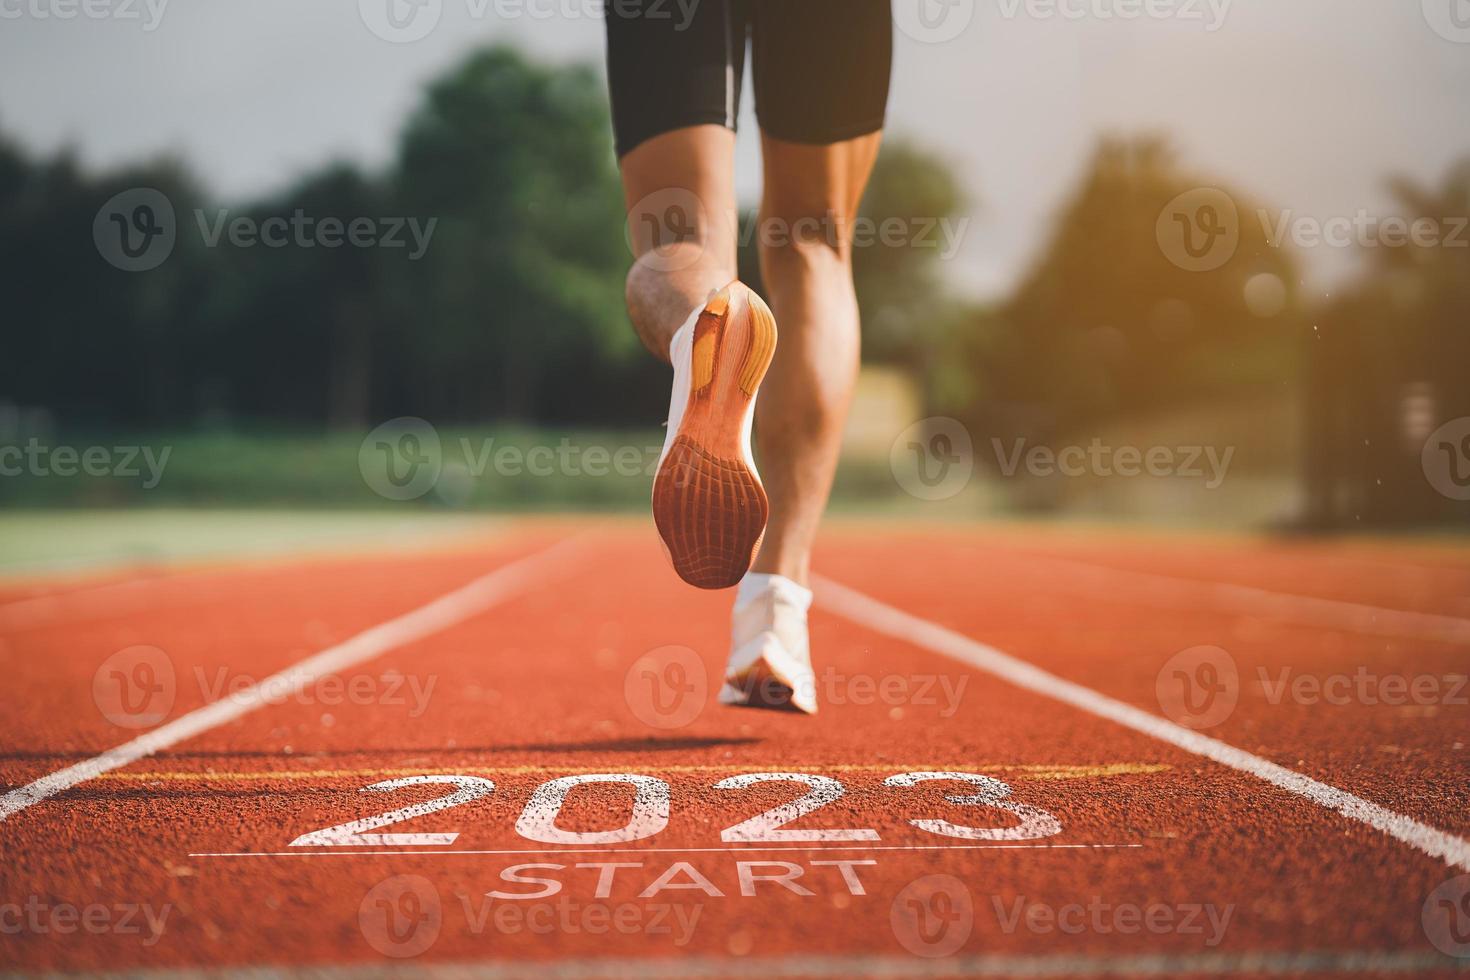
[652, 283, 777, 590]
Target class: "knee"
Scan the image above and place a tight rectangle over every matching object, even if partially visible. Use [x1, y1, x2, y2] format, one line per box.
[757, 210, 857, 270]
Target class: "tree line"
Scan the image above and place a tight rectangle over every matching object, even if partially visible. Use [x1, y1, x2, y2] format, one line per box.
[2, 42, 1464, 525]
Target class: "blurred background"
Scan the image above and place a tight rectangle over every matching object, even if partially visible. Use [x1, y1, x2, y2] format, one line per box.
[2, 0, 1468, 569]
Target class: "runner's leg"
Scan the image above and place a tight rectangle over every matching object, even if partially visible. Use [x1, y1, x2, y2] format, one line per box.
[619, 126, 739, 362]
[605, 0, 748, 361]
[743, 0, 891, 586]
[750, 133, 882, 586]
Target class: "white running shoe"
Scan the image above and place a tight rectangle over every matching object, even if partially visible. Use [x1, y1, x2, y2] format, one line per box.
[718, 572, 818, 714]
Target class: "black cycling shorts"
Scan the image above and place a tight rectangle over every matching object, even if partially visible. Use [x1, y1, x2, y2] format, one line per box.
[604, 0, 893, 158]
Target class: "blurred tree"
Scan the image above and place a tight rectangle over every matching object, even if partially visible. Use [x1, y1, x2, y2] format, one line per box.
[391, 45, 635, 423]
[197, 163, 393, 429]
[0, 138, 211, 427]
[985, 136, 1298, 441]
[1307, 159, 1470, 526]
[857, 140, 981, 417]
[0, 45, 665, 432]
[853, 140, 969, 361]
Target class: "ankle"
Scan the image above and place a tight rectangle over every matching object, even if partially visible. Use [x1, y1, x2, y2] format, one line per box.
[749, 554, 811, 589]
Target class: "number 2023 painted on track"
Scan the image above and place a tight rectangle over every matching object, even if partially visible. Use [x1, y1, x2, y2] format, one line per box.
[289, 771, 1062, 847]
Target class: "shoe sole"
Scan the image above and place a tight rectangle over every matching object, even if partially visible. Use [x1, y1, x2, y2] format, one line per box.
[652, 285, 777, 590]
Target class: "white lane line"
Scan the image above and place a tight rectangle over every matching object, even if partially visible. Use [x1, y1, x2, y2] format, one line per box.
[1017, 552, 1470, 645]
[0, 538, 585, 825]
[814, 575, 1470, 874]
[188, 842, 1143, 858]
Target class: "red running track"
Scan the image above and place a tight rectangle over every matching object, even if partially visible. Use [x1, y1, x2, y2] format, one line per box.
[1, 518, 1468, 977]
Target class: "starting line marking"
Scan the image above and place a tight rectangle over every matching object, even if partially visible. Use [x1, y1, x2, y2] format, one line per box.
[814, 574, 1470, 874]
[88, 762, 1170, 783]
[189, 842, 1144, 858]
[0, 539, 585, 824]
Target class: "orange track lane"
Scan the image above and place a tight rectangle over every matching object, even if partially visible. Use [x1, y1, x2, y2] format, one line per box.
[1, 519, 1467, 977]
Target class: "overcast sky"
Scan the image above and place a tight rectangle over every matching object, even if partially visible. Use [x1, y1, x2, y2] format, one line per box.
[2, 0, 1467, 299]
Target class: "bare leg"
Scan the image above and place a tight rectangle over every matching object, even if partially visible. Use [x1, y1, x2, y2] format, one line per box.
[750, 131, 883, 586]
[619, 125, 739, 362]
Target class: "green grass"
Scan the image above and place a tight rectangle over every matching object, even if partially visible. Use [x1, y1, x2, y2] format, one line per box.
[0, 427, 911, 512]
[0, 509, 502, 575]
[6, 413, 1376, 545]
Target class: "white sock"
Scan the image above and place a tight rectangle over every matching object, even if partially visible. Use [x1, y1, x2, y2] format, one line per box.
[732, 572, 813, 660]
[735, 572, 813, 612]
